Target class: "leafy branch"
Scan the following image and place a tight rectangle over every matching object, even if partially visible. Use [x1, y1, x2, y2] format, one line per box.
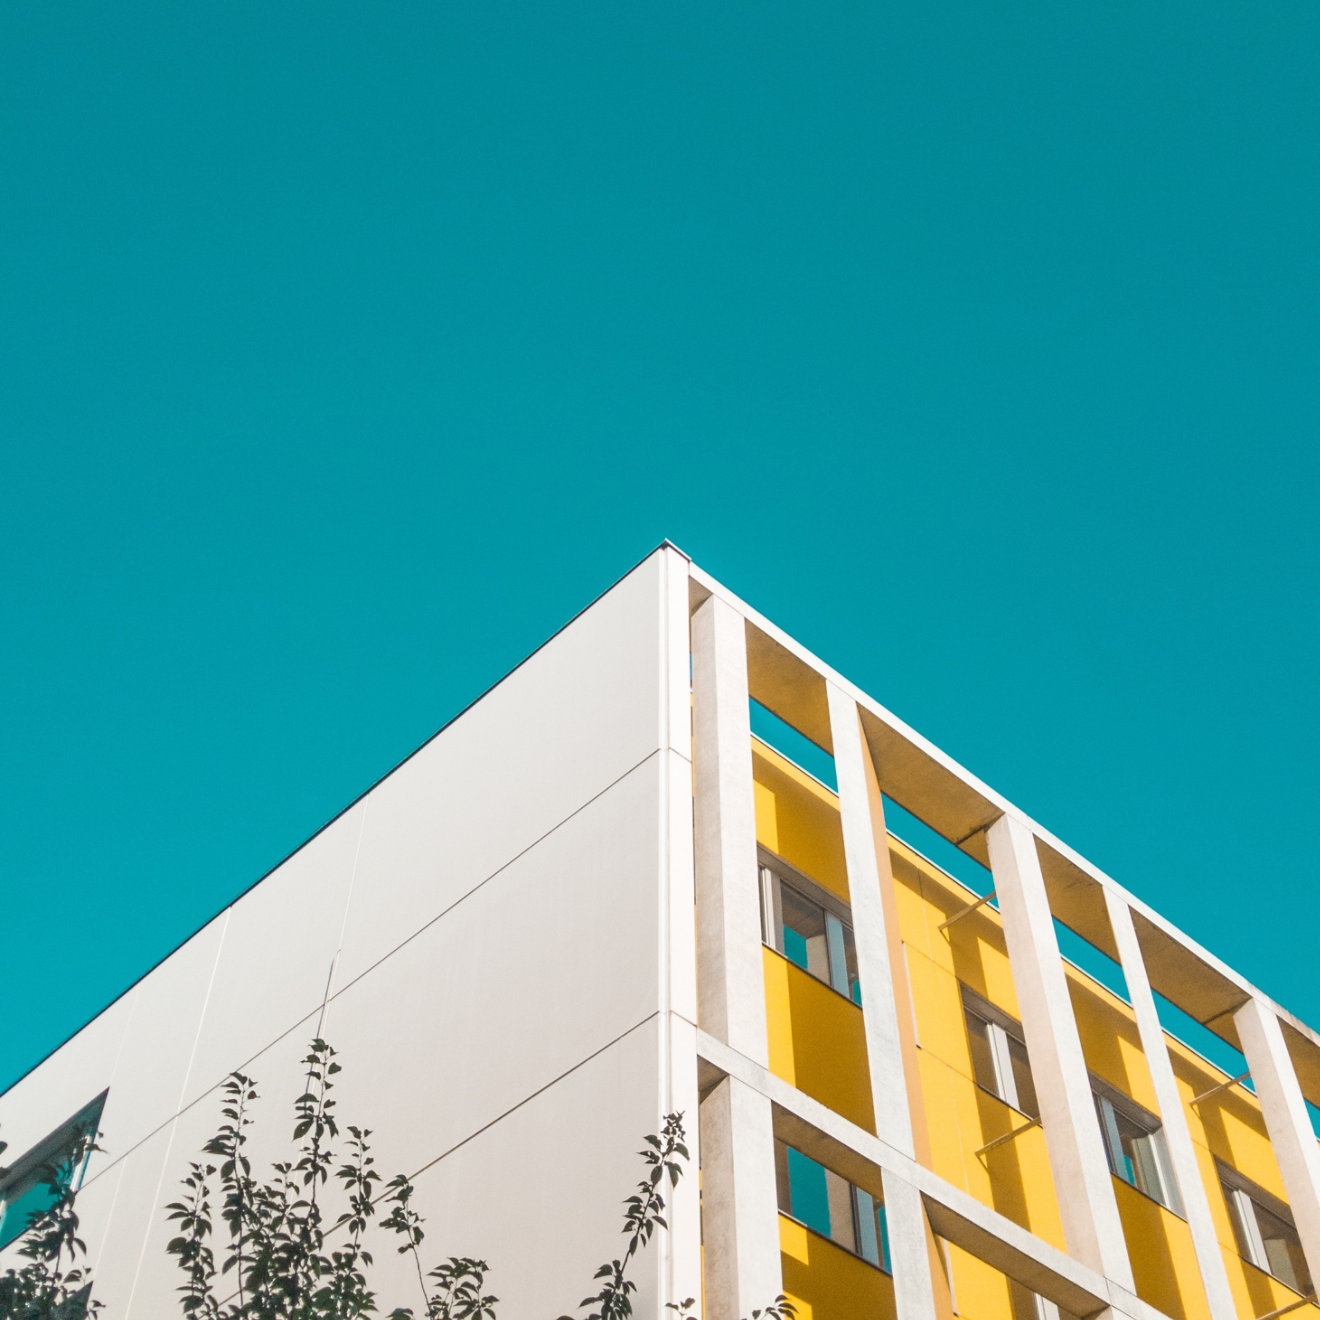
[4, 1038, 796, 1320]
[0, 1124, 103, 1320]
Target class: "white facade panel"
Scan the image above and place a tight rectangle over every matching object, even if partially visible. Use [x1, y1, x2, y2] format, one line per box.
[108, 1025, 328, 1317]
[74, 1120, 168, 1317]
[335, 552, 669, 987]
[404, 1015, 666, 1320]
[179, 798, 365, 1109]
[0, 990, 132, 1183]
[322, 753, 665, 1178]
[97, 915, 228, 1161]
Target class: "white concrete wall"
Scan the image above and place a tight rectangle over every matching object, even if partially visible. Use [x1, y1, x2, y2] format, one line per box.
[0, 546, 698, 1320]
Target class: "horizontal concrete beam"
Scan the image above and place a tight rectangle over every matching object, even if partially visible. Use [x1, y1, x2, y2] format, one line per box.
[693, 1029, 1150, 1320]
[686, 562, 1320, 1101]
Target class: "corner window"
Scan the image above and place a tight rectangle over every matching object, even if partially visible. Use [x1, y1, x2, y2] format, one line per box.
[759, 853, 860, 1004]
[961, 988, 1039, 1119]
[1092, 1083, 1181, 1214]
[0, 1094, 105, 1252]
[1219, 1163, 1313, 1295]
[774, 1139, 888, 1271]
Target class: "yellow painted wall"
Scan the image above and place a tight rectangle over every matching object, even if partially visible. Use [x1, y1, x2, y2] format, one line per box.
[779, 1215, 894, 1320]
[1174, 1043, 1309, 1318]
[764, 946, 875, 1133]
[889, 839, 1067, 1252]
[889, 831, 1318, 1320]
[754, 740, 874, 1132]
[752, 742, 848, 901]
[744, 740, 1316, 1320]
[945, 1241, 1020, 1320]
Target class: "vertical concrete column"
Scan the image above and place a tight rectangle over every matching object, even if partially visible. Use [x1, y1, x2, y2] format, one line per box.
[699, 1076, 784, 1320]
[1104, 891, 1238, 1320]
[1234, 997, 1320, 1286]
[880, 1170, 942, 1320]
[987, 813, 1134, 1289]
[691, 595, 767, 1065]
[665, 1017, 704, 1313]
[825, 682, 917, 1157]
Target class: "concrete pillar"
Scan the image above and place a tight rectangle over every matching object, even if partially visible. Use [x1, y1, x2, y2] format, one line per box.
[1234, 997, 1320, 1287]
[692, 595, 767, 1065]
[825, 682, 917, 1158]
[1104, 891, 1237, 1320]
[881, 1169, 942, 1320]
[699, 1076, 784, 1320]
[987, 813, 1134, 1289]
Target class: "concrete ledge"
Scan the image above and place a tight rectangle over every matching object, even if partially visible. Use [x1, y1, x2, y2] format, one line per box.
[693, 1030, 1149, 1320]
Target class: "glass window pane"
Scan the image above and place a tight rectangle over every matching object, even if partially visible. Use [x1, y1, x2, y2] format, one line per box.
[825, 913, 849, 996]
[1006, 1034, 1039, 1118]
[1254, 1199, 1313, 1295]
[824, 1166, 855, 1251]
[1110, 1107, 1169, 1202]
[966, 1012, 1001, 1100]
[781, 885, 830, 983]
[854, 1187, 881, 1267]
[842, 922, 861, 1004]
[0, 1175, 56, 1251]
[785, 1146, 831, 1238]
[759, 867, 774, 946]
[1130, 1131, 1167, 1203]
[1222, 1182, 1258, 1263]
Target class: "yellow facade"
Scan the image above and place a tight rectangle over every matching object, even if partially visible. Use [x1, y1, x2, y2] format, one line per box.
[779, 1215, 895, 1320]
[749, 734, 1315, 1320]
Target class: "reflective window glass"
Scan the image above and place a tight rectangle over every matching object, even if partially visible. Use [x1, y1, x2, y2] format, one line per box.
[1222, 1168, 1313, 1295]
[779, 884, 830, 983]
[0, 1096, 103, 1252]
[761, 859, 862, 1001]
[1256, 1200, 1312, 1295]
[1095, 1090, 1179, 1213]
[1006, 1034, 1039, 1119]
[966, 1012, 1000, 1098]
[0, 1175, 57, 1251]
[774, 1140, 888, 1272]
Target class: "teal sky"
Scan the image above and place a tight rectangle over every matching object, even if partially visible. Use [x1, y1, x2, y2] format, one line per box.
[2, 1, 1316, 1092]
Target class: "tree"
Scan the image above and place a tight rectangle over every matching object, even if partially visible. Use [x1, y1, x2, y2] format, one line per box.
[0, 1127, 103, 1320]
[2, 1040, 794, 1320]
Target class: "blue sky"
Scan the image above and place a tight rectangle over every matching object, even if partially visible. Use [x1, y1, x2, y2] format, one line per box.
[1, 0, 1316, 1092]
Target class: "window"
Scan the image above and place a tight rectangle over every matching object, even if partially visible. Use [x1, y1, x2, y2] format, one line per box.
[774, 1139, 888, 1271]
[1219, 1163, 1313, 1295]
[0, 1094, 105, 1252]
[1092, 1082, 1181, 1214]
[759, 852, 860, 1004]
[961, 988, 1039, 1119]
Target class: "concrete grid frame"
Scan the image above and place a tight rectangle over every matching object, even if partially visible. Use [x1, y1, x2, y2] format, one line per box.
[685, 551, 1320, 1320]
[3, 542, 1320, 1320]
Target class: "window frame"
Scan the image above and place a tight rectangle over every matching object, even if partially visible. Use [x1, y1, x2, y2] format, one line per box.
[960, 986, 1039, 1119]
[758, 848, 860, 1005]
[0, 1092, 106, 1254]
[1090, 1078, 1182, 1216]
[773, 1138, 889, 1273]
[1218, 1159, 1314, 1295]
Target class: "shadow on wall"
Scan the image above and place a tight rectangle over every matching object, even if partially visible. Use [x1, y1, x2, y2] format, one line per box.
[778, 1215, 895, 1320]
[763, 948, 876, 1135]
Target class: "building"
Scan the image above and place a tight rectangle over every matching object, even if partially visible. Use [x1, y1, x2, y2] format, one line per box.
[3, 542, 1320, 1320]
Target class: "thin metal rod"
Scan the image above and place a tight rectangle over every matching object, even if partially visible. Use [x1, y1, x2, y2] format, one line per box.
[1191, 1071, 1251, 1106]
[975, 1115, 1041, 1156]
[938, 890, 997, 932]
[1253, 1294, 1316, 1320]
